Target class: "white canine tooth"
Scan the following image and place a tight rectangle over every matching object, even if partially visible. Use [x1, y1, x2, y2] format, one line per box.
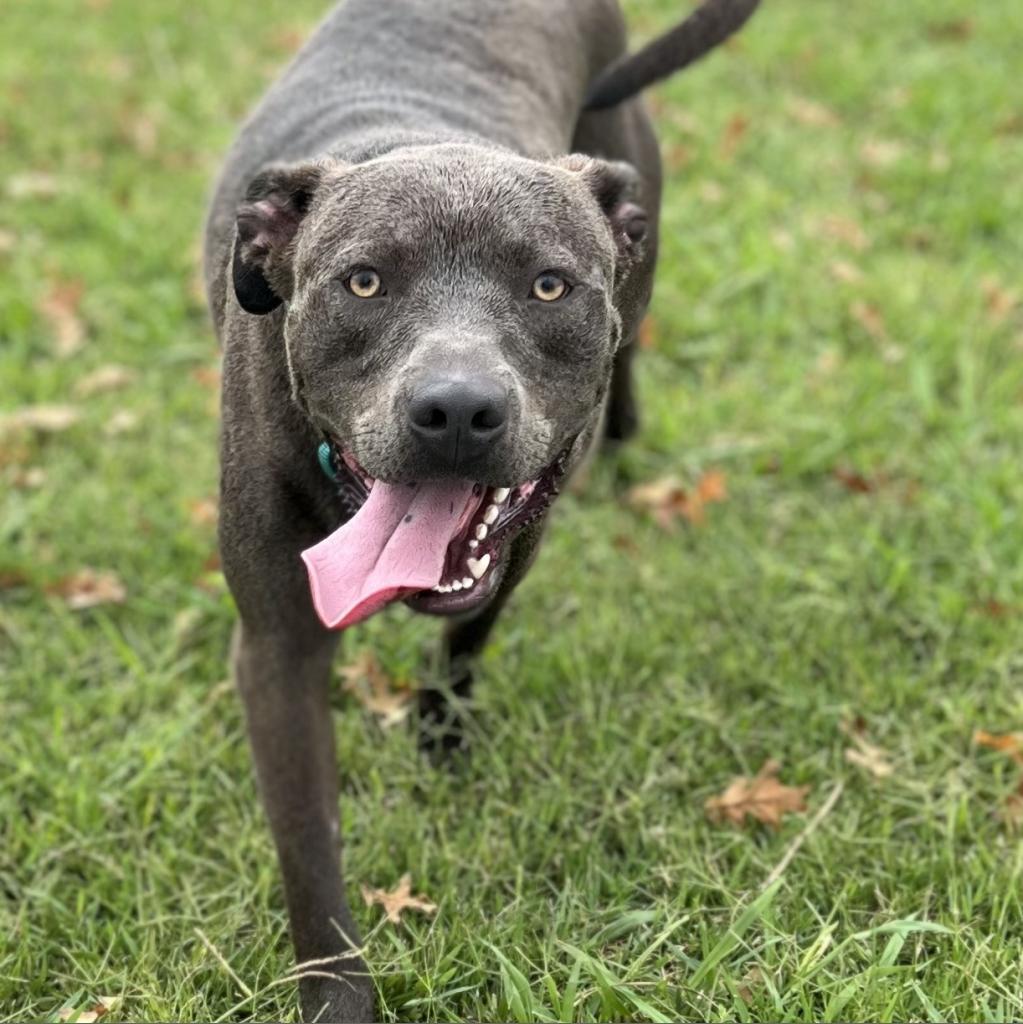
[461, 576, 473, 589]
[468, 539, 479, 550]
[475, 524, 488, 541]
[483, 504, 498, 525]
[493, 487, 510, 503]
[451, 580, 463, 591]
[467, 553, 491, 579]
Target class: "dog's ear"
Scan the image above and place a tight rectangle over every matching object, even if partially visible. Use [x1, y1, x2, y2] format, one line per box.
[232, 162, 331, 315]
[556, 155, 648, 260]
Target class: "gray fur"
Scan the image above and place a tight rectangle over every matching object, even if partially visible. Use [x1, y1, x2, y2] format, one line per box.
[203, 1, 755, 1020]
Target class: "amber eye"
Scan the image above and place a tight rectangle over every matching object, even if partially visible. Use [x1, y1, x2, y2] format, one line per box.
[346, 268, 383, 298]
[531, 272, 569, 302]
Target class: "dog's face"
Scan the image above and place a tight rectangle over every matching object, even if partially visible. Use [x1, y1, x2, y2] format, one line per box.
[232, 143, 647, 613]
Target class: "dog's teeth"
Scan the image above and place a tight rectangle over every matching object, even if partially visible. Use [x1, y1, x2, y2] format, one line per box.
[468, 539, 478, 550]
[493, 487, 510, 503]
[483, 504, 498, 525]
[451, 580, 463, 591]
[467, 554, 491, 579]
[461, 576, 473, 589]
[475, 523, 488, 541]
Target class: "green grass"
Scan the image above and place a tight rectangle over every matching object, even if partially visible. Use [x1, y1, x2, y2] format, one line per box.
[3, 0, 1023, 1020]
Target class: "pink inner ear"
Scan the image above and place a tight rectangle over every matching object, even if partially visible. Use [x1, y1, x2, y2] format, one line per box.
[237, 193, 302, 255]
[611, 202, 648, 244]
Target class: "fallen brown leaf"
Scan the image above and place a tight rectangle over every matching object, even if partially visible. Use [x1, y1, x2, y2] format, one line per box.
[720, 113, 750, 160]
[627, 470, 727, 529]
[818, 215, 869, 252]
[10, 466, 46, 489]
[56, 996, 120, 1024]
[786, 96, 839, 127]
[833, 467, 877, 494]
[38, 278, 86, 358]
[0, 404, 81, 436]
[980, 277, 1019, 325]
[829, 260, 863, 285]
[1002, 780, 1023, 830]
[637, 315, 658, 351]
[187, 496, 219, 529]
[103, 410, 139, 436]
[7, 171, 63, 199]
[49, 569, 127, 610]
[191, 364, 222, 390]
[705, 759, 810, 829]
[859, 139, 905, 169]
[974, 730, 1023, 765]
[926, 18, 973, 41]
[75, 364, 136, 397]
[340, 651, 414, 727]
[849, 300, 888, 341]
[361, 874, 437, 924]
[737, 965, 765, 1004]
[0, 570, 31, 591]
[843, 732, 894, 780]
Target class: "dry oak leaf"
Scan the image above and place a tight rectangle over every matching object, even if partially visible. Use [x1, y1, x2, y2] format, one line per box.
[75, 364, 136, 397]
[974, 730, 1023, 766]
[843, 732, 894, 780]
[627, 469, 727, 529]
[49, 569, 127, 610]
[38, 278, 86, 358]
[187, 496, 219, 528]
[57, 996, 120, 1024]
[0, 404, 80, 436]
[340, 650, 414, 727]
[786, 96, 840, 127]
[361, 874, 437, 924]
[705, 759, 810, 829]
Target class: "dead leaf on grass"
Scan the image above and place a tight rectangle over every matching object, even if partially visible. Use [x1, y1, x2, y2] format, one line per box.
[103, 409, 139, 436]
[849, 300, 888, 341]
[340, 650, 414, 727]
[980, 277, 1019, 325]
[187, 496, 219, 529]
[705, 759, 810, 829]
[818, 215, 870, 252]
[859, 139, 906, 169]
[75, 364, 137, 397]
[720, 113, 749, 159]
[843, 731, 894, 780]
[786, 96, 839, 127]
[361, 874, 437, 924]
[49, 569, 127, 610]
[0, 404, 81, 436]
[38, 278, 86, 357]
[57, 995, 120, 1024]
[627, 469, 727, 529]
[7, 171, 63, 199]
[974, 730, 1023, 765]
[926, 18, 974, 41]
[829, 260, 863, 285]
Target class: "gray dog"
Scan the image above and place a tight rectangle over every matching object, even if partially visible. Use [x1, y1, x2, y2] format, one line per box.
[203, 0, 758, 1019]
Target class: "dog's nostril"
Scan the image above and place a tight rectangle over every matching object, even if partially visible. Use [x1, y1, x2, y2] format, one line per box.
[471, 407, 502, 433]
[424, 407, 447, 431]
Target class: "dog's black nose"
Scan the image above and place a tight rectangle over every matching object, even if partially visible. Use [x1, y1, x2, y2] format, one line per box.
[408, 376, 509, 467]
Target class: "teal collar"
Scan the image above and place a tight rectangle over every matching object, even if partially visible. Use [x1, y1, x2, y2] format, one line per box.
[317, 441, 339, 482]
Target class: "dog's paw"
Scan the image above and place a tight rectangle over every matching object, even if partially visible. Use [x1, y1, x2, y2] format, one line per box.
[300, 974, 376, 1023]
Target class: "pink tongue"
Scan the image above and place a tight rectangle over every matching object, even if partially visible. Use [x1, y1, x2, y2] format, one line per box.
[301, 479, 478, 629]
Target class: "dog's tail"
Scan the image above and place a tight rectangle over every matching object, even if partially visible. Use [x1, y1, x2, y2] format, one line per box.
[583, 0, 761, 111]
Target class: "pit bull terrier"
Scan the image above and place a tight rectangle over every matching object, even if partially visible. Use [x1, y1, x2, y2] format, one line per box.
[203, 1, 759, 1018]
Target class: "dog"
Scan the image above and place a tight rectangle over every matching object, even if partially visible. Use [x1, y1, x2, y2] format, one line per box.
[203, 1, 759, 1019]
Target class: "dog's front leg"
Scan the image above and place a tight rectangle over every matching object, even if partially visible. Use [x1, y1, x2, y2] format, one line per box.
[231, 605, 374, 1022]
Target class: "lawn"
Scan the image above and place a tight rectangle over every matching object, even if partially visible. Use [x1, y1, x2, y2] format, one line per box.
[2, 0, 1023, 1020]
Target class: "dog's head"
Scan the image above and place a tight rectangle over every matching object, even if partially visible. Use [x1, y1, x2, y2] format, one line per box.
[232, 143, 648, 616]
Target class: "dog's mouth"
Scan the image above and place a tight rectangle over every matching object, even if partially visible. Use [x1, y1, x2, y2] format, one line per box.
[301, 444, 569, 629]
